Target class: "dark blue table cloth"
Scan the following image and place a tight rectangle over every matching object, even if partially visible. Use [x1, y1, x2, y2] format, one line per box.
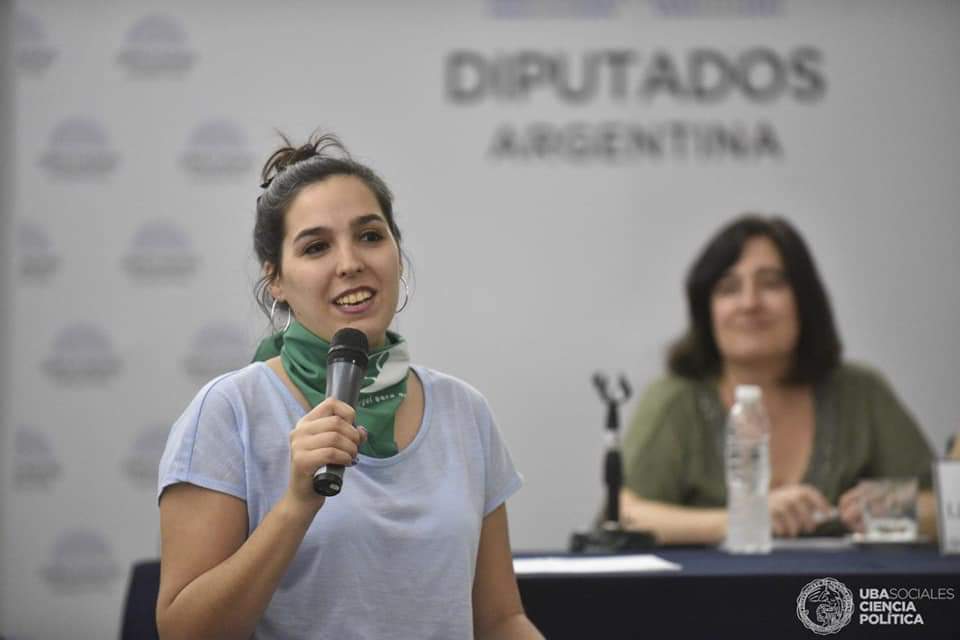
[517, 546, 960, 640]
[123, 548, 960, 639]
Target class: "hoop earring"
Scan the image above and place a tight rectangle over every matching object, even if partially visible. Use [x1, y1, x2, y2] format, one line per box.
[396, 275, 409, 313]
[270, 299, 293, 332]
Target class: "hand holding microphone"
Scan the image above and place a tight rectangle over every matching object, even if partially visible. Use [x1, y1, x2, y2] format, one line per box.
[286, 328, 369, 507]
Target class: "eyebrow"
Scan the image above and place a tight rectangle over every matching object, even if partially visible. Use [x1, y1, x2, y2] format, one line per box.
[717, 265, 785, 281]
[754, 266, 786, 275]
[292, 213, 387, 244]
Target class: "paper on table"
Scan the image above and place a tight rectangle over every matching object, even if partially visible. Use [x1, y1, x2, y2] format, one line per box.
[772, 536, 856, 551]
[513, 554, 682, 576]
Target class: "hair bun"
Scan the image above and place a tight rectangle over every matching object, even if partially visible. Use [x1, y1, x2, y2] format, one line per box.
[259, 132, 348, 189]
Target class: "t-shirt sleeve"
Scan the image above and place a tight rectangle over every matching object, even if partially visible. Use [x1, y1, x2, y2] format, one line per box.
[475, 396, 523, 516]
[622, 380, 691, 504]
[864, 370, 935, 489]
[157, 377, 247, 502]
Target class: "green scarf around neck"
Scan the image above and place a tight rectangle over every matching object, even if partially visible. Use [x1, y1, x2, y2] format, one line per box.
[252, 320, 409, 458]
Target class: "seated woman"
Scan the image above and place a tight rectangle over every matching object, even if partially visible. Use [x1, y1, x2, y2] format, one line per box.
[620, 215, 936, 545]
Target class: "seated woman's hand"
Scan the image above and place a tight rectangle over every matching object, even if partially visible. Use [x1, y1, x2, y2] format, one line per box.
[837, 483, 868, 534]
[767, 484, 833, 537]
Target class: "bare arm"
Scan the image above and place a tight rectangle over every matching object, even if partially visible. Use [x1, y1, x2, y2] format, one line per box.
[619, 487, 727, 545]
[156, 397, 364, 640]
[157, 485, 318, 640]
[472, 505, 543, 640]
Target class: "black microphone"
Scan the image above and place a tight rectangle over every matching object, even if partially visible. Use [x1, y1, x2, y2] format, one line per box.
[312, 328, 368, 497]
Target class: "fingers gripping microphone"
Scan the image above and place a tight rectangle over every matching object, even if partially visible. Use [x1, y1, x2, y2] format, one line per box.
[312, 328, 368, 497]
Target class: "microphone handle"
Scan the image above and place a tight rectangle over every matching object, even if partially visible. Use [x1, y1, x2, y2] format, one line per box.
[312, 359, 364, 496]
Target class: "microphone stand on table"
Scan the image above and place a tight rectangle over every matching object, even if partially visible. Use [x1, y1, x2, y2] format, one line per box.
[569, 373, 655, 553]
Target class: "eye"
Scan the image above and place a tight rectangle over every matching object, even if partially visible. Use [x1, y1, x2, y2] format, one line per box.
[714, 276, 740, 296]
[304, 241, 330, 255]
[360, 229, 385, 243]
[757, 270, 788, 289]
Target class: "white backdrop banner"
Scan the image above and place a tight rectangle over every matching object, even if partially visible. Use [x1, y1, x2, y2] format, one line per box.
[3, 1, 960, 637]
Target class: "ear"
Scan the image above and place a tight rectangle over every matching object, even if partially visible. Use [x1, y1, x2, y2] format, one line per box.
[264, 263, 283, 302]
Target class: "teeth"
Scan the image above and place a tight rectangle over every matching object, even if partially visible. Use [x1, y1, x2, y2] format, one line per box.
[336, 290, 372, 305]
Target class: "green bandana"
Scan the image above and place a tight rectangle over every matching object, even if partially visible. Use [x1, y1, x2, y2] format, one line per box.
[252, 320, 409, 458]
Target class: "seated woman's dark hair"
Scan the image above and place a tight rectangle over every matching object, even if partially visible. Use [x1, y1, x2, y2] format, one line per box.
[252, 132, 402, 319]
[667, 214, 841, 385]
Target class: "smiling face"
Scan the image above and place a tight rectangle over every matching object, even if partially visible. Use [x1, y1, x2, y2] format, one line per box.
[710, 235, 800, 370]
[268, 174, 401, 348]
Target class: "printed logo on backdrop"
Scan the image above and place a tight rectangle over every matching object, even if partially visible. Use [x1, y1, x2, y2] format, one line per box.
[122, 220, 199, 282]
[649, 0, 783, 18]
[39, 117, 119, 178]
[182, 323, 251, 380]
[445, 44, 825, 163]
[41, 530, 119, 594]
[796, 577, 854, 635]
[180, 119, 255, 178]
[488, 0, 620, 19]
[14, 11, 58, 73]
[116, 14, 196, 75]
[122, 424, 171, 488]
[42, 323, 122, 384]
[14, 427, 62, 490]
[18, 221, 60, 283]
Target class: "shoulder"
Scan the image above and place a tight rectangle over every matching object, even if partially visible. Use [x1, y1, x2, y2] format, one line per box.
[826, 361, 894, 396]
[414, 365, 490, 408]
[635, 374, 705, 423]
[185, 362, 277, 415]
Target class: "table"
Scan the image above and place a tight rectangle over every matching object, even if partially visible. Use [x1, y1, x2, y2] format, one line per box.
[516, 546, 960, 639]
[123, 547, 960, 639]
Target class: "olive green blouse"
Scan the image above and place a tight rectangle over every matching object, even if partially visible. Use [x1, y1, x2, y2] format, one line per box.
[622, 363, 934, 507]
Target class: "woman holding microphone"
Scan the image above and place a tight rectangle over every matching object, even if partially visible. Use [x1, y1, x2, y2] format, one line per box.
[156, 133, 541, 639]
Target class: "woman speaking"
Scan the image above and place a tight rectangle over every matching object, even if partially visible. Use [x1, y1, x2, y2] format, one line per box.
[156, 133, 542, 639]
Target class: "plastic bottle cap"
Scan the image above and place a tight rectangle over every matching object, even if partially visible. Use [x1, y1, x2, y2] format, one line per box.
[734, 385, 762, 402]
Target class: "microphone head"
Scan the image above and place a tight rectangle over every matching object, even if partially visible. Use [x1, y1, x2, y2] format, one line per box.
[327, 328, 369, 368]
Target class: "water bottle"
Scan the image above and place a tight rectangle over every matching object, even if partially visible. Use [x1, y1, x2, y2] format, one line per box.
[724, 384, 772, 553]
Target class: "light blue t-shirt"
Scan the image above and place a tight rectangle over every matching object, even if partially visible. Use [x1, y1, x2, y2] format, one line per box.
[158, 362, 523, 640]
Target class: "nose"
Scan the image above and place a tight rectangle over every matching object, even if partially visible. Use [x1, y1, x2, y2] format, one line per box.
[335, 242, 364, 278]
[739, 282, 761, 309]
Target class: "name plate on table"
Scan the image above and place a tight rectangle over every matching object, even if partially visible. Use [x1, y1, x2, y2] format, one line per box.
[934, 460, 960, 554]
